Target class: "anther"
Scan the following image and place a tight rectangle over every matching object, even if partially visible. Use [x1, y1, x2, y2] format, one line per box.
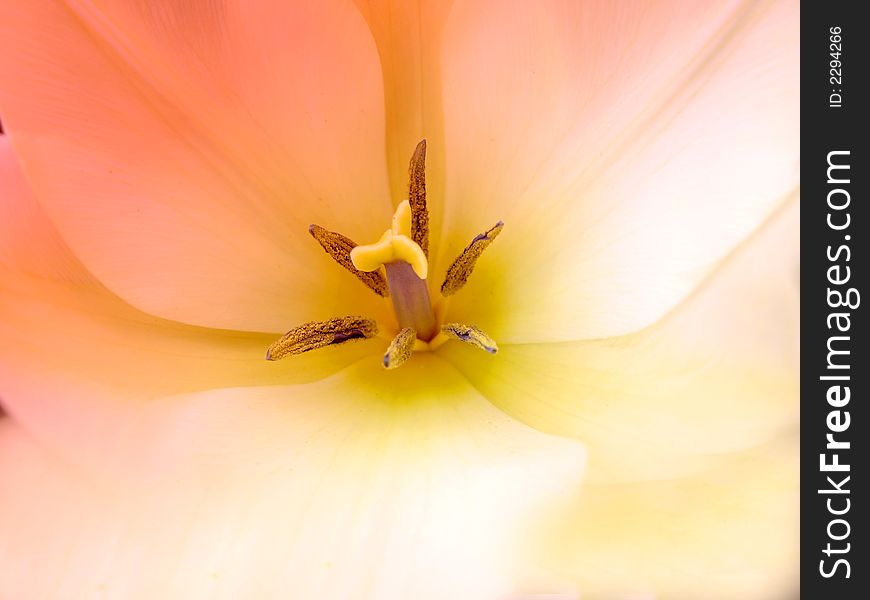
[408, 139, 429, 257]
[440, 221, 503, 296]
[309, 225, 389, 296]
[441, 323, 498, 354]
[383, 327, 417, 369]
[266, 316, 378, 360]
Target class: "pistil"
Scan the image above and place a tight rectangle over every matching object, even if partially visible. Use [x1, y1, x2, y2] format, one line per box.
[384, 261, 438, 341]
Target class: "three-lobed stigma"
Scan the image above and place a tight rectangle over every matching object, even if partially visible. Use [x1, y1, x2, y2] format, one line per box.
[349, 201, 428, 280]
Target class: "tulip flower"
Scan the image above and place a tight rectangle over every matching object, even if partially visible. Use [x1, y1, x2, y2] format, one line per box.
[0, 1, 798, 598]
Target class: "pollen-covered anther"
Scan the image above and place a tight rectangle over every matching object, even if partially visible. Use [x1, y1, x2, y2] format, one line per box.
[266, 316, 378, 360]
[408, 139, 429, 257]
[441, 323, 498, 355]
[350, 201, 428, 279]
[308, 224, 389, 297]
[441, 221, 504, 296]
[383, 327, 417, 370]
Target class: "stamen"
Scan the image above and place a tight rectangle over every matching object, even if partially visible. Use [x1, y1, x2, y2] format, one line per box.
[266, 316, 378, 360]
[383, 327, 416, 369]
[408, 139, 429, 257]
[441, 323, 498, 354]
[309, 224, 389, 297]
[440, 221, 504, 296]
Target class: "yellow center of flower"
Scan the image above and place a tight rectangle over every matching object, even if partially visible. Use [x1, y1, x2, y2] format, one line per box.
[267, 140, 502, 369]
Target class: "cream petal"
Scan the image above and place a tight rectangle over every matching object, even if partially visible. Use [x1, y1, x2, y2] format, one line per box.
[532, 439, 799, 598]
[438, 0, 799, 342]
[0, 356, 587, 599]
[0, 0, 392, 331]
[439, 199, 798, 480]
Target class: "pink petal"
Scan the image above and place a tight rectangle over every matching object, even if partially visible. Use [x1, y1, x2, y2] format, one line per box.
[0, 129, 388, 460]
[0, 0, 391, 331]
[0, 137, 91, 282]
[352, 0, 455, 273]
[0, 266, 384, 467]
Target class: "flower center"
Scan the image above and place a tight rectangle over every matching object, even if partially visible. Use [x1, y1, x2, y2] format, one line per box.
[267, 140, 502, 369]
[350, 201, 438, 342]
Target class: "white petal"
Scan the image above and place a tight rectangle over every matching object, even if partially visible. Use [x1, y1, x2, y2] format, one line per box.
[439, 0, 799, 342]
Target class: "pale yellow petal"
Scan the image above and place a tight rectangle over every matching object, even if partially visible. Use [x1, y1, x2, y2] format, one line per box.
[531, 439, 799, 599]
[0, 356, 586, 599]
[440, 200, 799, 479]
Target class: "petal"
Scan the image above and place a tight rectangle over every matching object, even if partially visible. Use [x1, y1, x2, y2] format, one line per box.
[439, 199, 799, 480]
[0, 0, 392, 331]
[351, 0, 454, 274]
[534, 439, 799, 598]
[0, 267, 383, 467]
[0, 136, 90, 282]
[0, 130, 386, 460]
[0, 357, 586, 599]
[438, 0, 799, 342]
